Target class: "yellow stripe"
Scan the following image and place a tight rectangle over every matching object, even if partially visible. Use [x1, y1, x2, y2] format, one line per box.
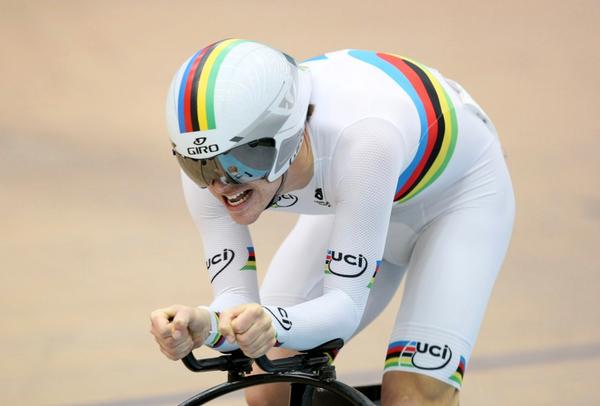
[385, 358, 399, 368]
[196, 39, 238, 130]
[399, 58, 454, 201]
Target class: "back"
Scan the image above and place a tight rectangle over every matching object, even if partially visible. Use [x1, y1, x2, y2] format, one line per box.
[303, 49, 497, 206]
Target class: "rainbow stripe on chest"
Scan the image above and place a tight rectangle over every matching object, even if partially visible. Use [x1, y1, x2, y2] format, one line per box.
[348, 51, 458, 203]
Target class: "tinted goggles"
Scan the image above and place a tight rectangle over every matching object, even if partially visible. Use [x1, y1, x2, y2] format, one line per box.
[175, 138, 277, 188]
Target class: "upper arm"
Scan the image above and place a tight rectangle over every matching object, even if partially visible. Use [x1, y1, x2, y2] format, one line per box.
[324, 118, 405, 319]
[258, 119, 406, 349]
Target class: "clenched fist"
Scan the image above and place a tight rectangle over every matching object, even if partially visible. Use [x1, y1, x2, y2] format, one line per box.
[219, 303, 277, 358]
[149, 304, 211, 360]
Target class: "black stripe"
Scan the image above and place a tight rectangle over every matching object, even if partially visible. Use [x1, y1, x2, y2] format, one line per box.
[386, 350, 413, 359]
[397, 58, 446, 199]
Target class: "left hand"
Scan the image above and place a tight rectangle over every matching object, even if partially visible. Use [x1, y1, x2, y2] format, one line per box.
[149, 304, 211, 361]
[219, 303, 276, 358]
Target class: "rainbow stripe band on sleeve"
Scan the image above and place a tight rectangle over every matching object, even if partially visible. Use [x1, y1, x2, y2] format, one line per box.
[207, 312, 226, 348]
[348, 51, 458, 203]
[367, 260, 382, 288]
[177, 39, 249, 133]
[241, 246, 256, 271]
[274, 332, 283, 347]
[323, 250, 332, 274]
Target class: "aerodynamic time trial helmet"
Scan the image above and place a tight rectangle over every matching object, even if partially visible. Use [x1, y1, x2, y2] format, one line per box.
[165, 39, 312, 188]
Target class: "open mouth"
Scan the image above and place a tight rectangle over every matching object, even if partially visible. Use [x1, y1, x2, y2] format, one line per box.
[223, 189, 252, 207]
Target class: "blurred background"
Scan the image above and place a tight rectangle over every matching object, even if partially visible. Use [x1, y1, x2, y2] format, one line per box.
[1, 0, 599, 404]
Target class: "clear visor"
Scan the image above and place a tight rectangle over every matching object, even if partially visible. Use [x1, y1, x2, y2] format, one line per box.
[175, 138, 277, 188]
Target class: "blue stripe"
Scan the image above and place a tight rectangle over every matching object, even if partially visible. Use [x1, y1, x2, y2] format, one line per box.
[303, 54, 328, 62]
[389, 340, 410, 347]
[177, 50, 201, 133]
[347, 50, 429, 196]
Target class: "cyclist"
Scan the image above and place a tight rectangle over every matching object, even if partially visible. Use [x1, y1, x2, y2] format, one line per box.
[150, 39, 515, 406]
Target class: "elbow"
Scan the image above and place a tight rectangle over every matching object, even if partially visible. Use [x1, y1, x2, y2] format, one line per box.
[324, 289, 364, 343]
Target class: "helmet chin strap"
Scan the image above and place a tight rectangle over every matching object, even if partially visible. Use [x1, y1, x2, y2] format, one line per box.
[263, 124, 307, 211]
[264, 173, 287, 211]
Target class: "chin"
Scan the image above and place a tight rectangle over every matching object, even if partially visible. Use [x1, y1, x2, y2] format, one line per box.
[211, 179, 279, 225]
[225, 191, 266, 225]
[229, 211, 261, 225]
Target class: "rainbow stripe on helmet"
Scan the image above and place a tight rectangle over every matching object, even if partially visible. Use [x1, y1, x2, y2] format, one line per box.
[177, 39, 249, 133]
[348, 51, 458, 203]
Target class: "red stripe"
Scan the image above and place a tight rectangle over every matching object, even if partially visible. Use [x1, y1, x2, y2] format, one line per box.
[377, 53, 439, 200]
[183, 48, 209, 132]
[387, 345, 405, 354]
[387, 345, 416, 354]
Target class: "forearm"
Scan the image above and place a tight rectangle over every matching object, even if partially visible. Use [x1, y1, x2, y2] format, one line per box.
[264, 289, 361, 350]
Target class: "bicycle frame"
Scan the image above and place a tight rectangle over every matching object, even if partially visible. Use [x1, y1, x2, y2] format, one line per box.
[177, 339, 376, 406]
[178, 373, 374, 405]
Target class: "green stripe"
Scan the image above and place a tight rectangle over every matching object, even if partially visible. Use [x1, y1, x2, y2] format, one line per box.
[384, 359, 398, 368]
[241, 262, 256, 271]
[449, 375, 462, 385]
[205, 39, 248, 129]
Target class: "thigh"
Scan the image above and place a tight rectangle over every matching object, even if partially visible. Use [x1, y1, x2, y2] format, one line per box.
[245, 347, 299, 406]
[354, 259, 407, 335]
[260, 214, 335, 306]
[385, 148, 515, 390]
[354, 219, 417, 335]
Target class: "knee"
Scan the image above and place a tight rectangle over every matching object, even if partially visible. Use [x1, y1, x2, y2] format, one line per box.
[381, 371, 458, 406]
[245, 384, 289, 406]
[245, 347, 296, 406]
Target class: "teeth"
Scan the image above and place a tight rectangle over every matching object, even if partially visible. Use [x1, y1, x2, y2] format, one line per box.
[225, 190, 250, 206]
[225, 191, 244, 200]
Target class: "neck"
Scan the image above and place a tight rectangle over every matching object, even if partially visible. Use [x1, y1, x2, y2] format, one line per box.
[280, 126, 314, 193]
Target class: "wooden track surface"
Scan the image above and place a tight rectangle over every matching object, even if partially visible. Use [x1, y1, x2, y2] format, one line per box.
[1, 1, 599, 404]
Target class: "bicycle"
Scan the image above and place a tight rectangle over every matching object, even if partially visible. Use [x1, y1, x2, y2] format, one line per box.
[176, 338, 381, 405]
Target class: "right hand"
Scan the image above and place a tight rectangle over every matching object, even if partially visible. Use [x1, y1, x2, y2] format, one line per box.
[149, 304, 211, 361]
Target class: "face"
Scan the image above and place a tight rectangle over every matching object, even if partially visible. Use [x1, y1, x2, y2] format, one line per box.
[207, 177, 282, 225]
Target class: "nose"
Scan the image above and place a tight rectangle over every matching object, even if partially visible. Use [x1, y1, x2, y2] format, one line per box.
[208, 167, 236, 190]
[210, 176, 228, 189]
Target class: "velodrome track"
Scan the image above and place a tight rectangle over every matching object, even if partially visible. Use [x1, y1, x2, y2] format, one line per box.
[2, 1, 599, 405]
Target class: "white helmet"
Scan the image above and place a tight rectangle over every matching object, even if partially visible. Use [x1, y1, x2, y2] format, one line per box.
[166, 39, 311, 187]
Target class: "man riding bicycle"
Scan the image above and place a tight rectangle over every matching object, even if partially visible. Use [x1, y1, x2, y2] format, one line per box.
[150, 39, 515, 406]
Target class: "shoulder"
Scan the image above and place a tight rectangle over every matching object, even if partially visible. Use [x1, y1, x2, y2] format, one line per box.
[336, 118, 405, 159]
[328, 117, 405, 185]
[304, 50, 421, 143]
